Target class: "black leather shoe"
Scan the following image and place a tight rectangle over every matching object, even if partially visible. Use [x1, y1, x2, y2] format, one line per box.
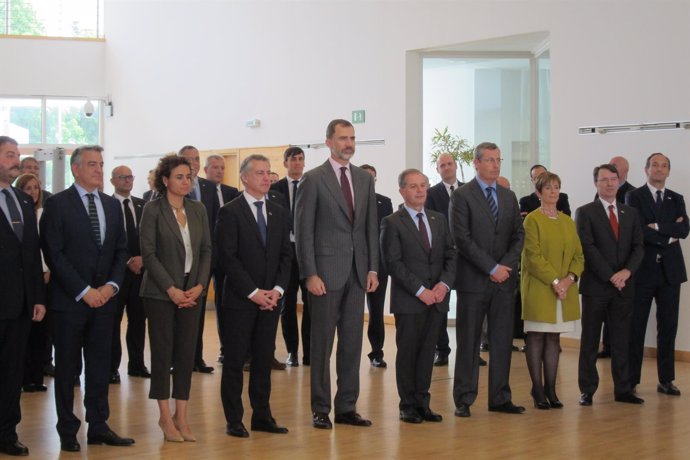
[418, 407, 443, 422]
[615, 392, 645, 404]
[128, 367, 151, 378]
[0, 440, 29, 456]
[109, 371, 121, 384]
[226, 422, 249, 438]
[658, 381, 681, 396]
[488, 402, 526, 414]
[546, 394, 564, 409]
[454, 404, 471, 418]
[60, 437, 80, 452]
[479, 356, 487, 366]
[596, 350, 611, 359]
[399, 408, 423, 424]
[433, 354, 448, 366]
[251, 418, 288, 434]
[371, 358, 387, 368]
[479, 343, 489, 352]
[511, 345, 520, 352]
[271, 357, 287, 371]
[87, 429, 135, 446]
[286, 353, 299, 367]
[312, 412, 332, 429]
[334, 411, 372, 427]
[22, 383, 48, 392]
[303, 357, 310, 366]
[193, 362, 214, 373]
[579, 393, 593, 406]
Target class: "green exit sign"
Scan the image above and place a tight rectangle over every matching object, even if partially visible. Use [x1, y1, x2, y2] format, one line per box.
[352, 110, 366, 124]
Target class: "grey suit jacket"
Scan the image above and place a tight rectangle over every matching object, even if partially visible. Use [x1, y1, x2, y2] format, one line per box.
[451, 179, 524, 293]
[295, 160, 379, 290]
[381, 208, 456, 314]
[139, 197, 212, 301]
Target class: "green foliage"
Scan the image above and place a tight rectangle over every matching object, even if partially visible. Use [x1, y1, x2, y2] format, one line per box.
[430, 126, 474, 182]
[10, 105, 99, 145]
[6, 0, 46, 35]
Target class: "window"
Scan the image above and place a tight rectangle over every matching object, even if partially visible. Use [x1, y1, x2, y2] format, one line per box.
[1, 0, 104, 38]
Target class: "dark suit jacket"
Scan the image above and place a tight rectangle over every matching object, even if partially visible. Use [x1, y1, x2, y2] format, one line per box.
[0, 187, 45, 319]
[41, 186, 127, 313]
[425, 180, 462, 222]
[626, 185, 689, 285]
[199, 177, 240, 233]
[575, 200, 644, 298]
[375, 193, 394, 274]
[519, 191, 571, 216]
[381, 208, 456, 314]
[216, 196, 292, 310]
[451, 179, 524, 293]
[143, 190, 160, 202]
[115, 195, 145, 257]
[295, 161, 379, 290]
[270, 177, 292, 208]
[139, 197, 212, 300]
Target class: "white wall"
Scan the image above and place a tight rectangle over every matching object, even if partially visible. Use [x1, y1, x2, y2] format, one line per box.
[4, 0, 690, 351]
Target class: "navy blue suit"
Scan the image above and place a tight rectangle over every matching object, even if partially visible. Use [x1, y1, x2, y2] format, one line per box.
[41, 185, 127, 438]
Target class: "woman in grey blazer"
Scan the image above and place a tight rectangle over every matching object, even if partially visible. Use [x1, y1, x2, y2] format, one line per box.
[140, 155, 211, 442]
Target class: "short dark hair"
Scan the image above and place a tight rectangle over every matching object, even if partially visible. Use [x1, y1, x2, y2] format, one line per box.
[593, 164, 619, 182]
[283, 146, 304, 162]
[645, 152, 671, 170]
[0, 135, 18, 148]
[398, 168, 428, 188]
[20, 157, 38, 168]
[473, 142, 499, 161]
[154, 154, 191, 194]
[71, 145, 104, 167]
[529, 164, 547, 176]
[178, 145, 198, 156]
[360, 164, 376, 176]
[326, 119, 353, 139]
[534, 171, 561, 193]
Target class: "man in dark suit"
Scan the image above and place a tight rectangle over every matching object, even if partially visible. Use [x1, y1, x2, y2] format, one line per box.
[199, 154, 239, 365]
[108, 165, 149, 383]
[626, 152, 688, 396]
[295, 119, 379, 429]
[576, 164, 645, 406]
[451, 142, 525, 418]
[142, 169, 159, 202]
[0, 136, 46, 457]
[424, 153, 463, 366]
[381, 169, 456, 424]
[519, 164, 571, 216]
[217, 154, 292, 438]
[271, 147, 311, 367]
[19, 156, 52, 204]
[41, 145, 134, 452]
[360, 164, 394, 368]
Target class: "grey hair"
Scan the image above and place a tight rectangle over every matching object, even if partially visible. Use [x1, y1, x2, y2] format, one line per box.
[71, 145, 104, 166]
[398, 168, 428, 188]
[205, 154, 225, 167]
[473, 142, 499, 161]
[239, 154, 270, 176]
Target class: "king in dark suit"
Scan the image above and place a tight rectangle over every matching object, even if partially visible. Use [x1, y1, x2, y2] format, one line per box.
[451, 142, 525, 417]
[217, 154, 292, 438]
[626, 152, 688, 396]
[0, 136, 46, 457]
[381, 169, 456, 424]
[40, 146, 133, 452]
[576, 164, 645, 406]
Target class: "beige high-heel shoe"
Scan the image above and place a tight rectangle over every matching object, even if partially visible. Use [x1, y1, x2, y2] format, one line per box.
[159, 420, 184, 442]
[173, 418, 196, 442]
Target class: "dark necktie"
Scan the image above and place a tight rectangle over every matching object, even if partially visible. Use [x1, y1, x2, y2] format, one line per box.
[123, 198, 139, 256]
[608, 205, 619, 241]
[449, 184, 455, 196]
[340, 167, 354, 222]
[2, 189, 23, 241]
[417, 212, 430, 254]
[656, 190, 663, 211]
[87, 193, 102, 247]
[255, 201, 267, 246]
[486, 186, 498, 222]
[291, 179, 299, 231]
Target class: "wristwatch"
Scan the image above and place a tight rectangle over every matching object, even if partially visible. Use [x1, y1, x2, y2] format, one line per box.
[552, 278, 560, 286]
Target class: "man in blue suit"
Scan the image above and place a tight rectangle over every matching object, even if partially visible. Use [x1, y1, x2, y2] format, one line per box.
[41, 145, 133, 452]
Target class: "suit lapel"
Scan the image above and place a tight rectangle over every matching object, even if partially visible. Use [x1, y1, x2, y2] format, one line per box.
[352, 167, 369, 224]
[428, 211, 442, 256]
[68, 186, 101, 248]
[160, 198, 185, 246]
[320, 161, 351, 222]
[470, 180, 496, 225]
[239, 197, 266, 249]
[593, 202, 618, 242]
[399, 210, 430, 257]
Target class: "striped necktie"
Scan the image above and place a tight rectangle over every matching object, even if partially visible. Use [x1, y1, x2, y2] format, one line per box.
[486, 187, 498, 223]
[87, 193, 102, 247]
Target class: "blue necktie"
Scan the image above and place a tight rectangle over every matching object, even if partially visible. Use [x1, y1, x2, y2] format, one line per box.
[255, 201, 267, 246]
[486, 187, 498, 223]
[2, 189, 23, 241]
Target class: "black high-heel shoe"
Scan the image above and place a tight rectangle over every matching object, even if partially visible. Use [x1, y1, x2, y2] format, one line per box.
[531, 390, 550, 410]
[545, 393, 564, 409]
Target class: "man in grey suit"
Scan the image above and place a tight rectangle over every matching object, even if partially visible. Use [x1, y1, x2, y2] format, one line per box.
[451, 142, 525, 417]
[295, 119, 379, 429]
[381, 169, 456, 424]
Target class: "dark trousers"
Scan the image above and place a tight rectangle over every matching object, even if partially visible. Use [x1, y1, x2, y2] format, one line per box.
[395, 309, 443, 410]
[0, 315, 30, 443]
[214, 267, 226, 355]
[144, 298, 200, 400]
[629, 272, 681, 385]
[310, 266, 365, 414]
[23, 314, 48, 386]
[579, 293, 633, 396]
[453, 288, 514, 407]
[52, 309, 113, 437]
[366, 273, 388, 361]
[111, 271, 146, 373]
[281, 247, 311, 360]
[435, 312, 451, 356]
[221, 307, 280, 424]
[194, 292, 209, 366]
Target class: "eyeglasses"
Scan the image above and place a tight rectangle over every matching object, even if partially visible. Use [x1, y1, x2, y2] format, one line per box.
[115, 175, 135, 181]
